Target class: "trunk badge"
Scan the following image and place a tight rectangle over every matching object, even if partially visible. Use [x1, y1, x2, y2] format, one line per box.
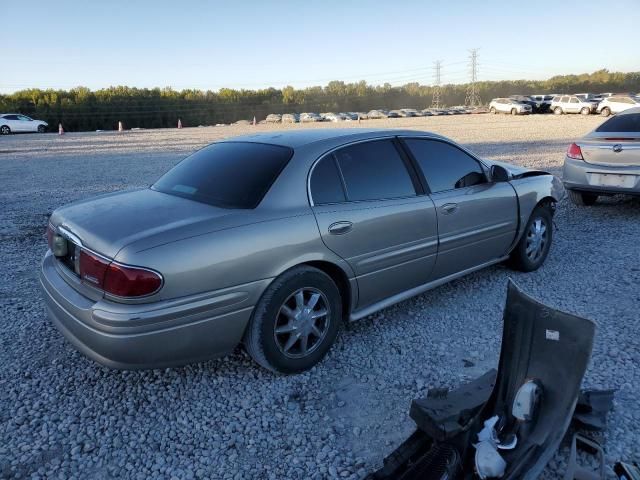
[613, 144, 623, 153]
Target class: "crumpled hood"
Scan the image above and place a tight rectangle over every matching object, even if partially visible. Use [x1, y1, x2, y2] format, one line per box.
[50, 188, 252, 259]
[482, 158, 548, 179]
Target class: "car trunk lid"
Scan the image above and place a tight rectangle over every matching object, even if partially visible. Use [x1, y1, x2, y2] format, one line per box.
[578, 133, 640, 167]
[49, 188, 235, 260]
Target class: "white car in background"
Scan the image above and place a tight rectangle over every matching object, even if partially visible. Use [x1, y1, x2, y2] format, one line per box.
[489, 98, 532, 115]
[0, 114, 48, 134]
[550, 95, 596, 115]
[597, 96, 640, 116]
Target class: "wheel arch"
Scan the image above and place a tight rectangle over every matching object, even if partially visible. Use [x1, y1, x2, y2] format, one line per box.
[303, 260, 355, 321]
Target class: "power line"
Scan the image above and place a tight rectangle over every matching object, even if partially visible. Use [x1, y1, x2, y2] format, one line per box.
[465, 48, 482, 107]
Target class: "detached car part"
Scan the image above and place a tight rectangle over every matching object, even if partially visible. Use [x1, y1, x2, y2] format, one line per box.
[367, 280, 596, 480]
[563, 434, 605, 480]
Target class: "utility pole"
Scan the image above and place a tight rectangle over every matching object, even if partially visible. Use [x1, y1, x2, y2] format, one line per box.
[431, 60, 442, 108]
[465, 49, 482, 107]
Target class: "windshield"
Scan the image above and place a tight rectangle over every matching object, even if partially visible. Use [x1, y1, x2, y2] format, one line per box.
[152, 142, 293, 209]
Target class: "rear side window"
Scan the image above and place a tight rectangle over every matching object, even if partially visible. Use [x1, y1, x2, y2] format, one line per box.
[152, 142, 293, 209]
[334, 140, 415, 201]
[561, 96, 570, 103]
[595, 113, 640, 132]
[310, 156, 346, 205]
[404, 139, 486, 193]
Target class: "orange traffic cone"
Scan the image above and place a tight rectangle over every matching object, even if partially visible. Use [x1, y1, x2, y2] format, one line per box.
[177, 118, 183, 129]
[118, 121, 124, 132]
[58, 123, 64, 135]
[253, 116, 256, 126]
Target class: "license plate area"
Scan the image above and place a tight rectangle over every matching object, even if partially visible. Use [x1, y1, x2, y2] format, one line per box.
[588, 173, 637, 188]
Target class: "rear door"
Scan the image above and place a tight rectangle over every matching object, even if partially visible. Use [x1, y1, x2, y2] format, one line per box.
[3, 115, 20, 131]
[310, 138, 438, 309]
[401, 137, 518, 279]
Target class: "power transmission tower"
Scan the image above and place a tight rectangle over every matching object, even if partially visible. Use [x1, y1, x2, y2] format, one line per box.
[431, 60, 442, 108]
[465, 49, 482, 107]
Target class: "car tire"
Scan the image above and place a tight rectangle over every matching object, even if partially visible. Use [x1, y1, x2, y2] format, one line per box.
[508, 205, 553, 272]
[554, 107, 563, 115]
[244, 266, 342, 374]
[568, 189, 598, 206]
[600, 107, 611, 117]
[580, 107, 591, 115]
[37, 125, 46, 133]
[490, 107, 497, 114]
[0, 125, 10, 135]
[511, 108, 518, 115]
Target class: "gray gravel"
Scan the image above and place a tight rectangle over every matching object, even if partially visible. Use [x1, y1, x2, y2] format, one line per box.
[1, 115, 639, 479]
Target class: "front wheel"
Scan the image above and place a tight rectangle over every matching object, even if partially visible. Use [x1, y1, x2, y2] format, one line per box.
[244, 266, 342, 374]
[0, 125, 10, 135]
[37, 125, 46, 133]
[581, 107, 591, 115]
[511, 108, 518, 115]
[568, 189, 598, 206]
[508, 205, 553, 272]
[600, 107, 611, 117]
[490, 107, 496, 114]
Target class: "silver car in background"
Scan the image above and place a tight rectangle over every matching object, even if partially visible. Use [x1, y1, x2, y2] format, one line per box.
[489, 98, 532, 115]
[0, 113, 48, 134]
[563, 107, 640, 205]
[40, 129, 562, 373]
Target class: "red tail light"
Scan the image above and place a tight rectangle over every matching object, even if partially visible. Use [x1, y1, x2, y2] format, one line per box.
[567, 143, 583, 160]
[103, 263, 163, 297]
[79, 250, 162, 298]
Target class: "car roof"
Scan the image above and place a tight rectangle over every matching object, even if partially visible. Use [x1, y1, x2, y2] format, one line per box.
[222, 128, 446, 148]
[617, 106, 640, 116]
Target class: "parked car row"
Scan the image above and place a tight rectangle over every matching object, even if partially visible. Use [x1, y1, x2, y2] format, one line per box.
[489, 93, 640, 117]
[262, 107, 480, 124]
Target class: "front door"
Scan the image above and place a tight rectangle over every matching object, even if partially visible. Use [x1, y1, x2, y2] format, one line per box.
[401, 137, 519, 279]
[309, 138, 438, 309]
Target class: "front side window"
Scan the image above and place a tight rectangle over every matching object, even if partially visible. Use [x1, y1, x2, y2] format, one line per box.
[310, 156, 346, 205]
[152, 142, 293, 209]
[404, 139, 486, 194]
[18, 115, 31, 121]
[333, 140, 415, 201]
[570, 97, 579, 103]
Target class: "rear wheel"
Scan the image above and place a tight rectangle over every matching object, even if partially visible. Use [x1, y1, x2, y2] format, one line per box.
[600, 107, 611, 117]
[244, 266, 342, 374]
[580, 107, 591, 115]
[490, 107, 496, 114]
[0, 125, 10, 135]
[508, 205, 553, 272]
[568, 189, 598, 206]
[554, 107, 563, 115]
[511, 108, 518, 115]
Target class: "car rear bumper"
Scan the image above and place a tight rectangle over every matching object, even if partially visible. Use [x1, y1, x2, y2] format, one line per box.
[39, 252, 267, 369]
[562, 157, 640, 195]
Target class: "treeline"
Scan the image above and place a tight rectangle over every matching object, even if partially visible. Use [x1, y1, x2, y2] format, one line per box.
[1, 69, 638, 132]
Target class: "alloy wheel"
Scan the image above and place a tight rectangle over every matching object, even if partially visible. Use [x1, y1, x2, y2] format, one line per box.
[525, 218, 548, 262]
[274, 288, 331, 359]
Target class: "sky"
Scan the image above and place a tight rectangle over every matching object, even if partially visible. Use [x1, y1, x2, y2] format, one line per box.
[3, 0, 639, 94]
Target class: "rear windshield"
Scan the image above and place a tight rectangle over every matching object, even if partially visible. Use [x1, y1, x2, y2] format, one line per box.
[152, 142, 293, 208]
[595, 113, 640, 133]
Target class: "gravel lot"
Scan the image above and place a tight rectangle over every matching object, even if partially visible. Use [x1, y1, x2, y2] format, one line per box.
[1, 115, 639, 479]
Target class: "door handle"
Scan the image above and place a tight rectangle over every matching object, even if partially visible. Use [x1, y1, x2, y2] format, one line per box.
[440, 203, 458, 215]
[328, 221, 353, 235]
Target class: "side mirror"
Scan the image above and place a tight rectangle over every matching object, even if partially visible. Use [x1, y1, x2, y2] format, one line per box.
[490, 165, 510, 182]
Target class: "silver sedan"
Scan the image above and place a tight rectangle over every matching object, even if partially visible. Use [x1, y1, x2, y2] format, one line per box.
[563, 107, 640, 205]
[40, 129, 563, 373]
